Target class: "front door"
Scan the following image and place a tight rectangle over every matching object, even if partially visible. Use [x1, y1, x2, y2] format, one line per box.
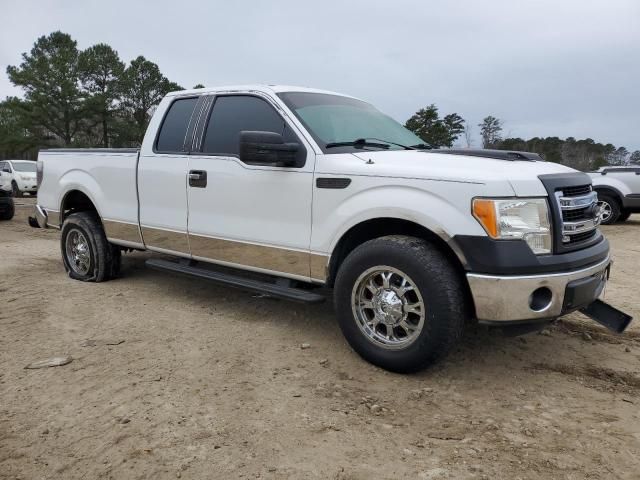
[186, 94, 315, 280]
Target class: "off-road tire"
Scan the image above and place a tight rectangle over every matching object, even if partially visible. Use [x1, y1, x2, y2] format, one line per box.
[0, 201, 14, 220]
[334, 235, 468, 373]
[60, 212, 121, 282]
[11, 181, 22, 198]
[597, 193, 621, 225]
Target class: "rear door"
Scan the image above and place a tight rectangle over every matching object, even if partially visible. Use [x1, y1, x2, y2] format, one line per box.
[186, 93, 316, 280]
[138, 95, 203, 255]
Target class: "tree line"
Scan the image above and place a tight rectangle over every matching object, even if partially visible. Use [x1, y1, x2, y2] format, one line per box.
[0, 31, 189, 158]
[404, 105, 639, 170]
[1, 31, 638, 171]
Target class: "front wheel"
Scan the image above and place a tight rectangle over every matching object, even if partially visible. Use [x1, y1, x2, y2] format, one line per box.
[334, 235, 468, 373]
[11, 181, 22, 198]
[597, 193, 621, 225]
[60, 212, 121, 282]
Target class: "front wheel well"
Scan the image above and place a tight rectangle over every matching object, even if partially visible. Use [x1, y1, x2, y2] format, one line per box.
[594, 187, 622, 205]
[326, 218, 467, 287]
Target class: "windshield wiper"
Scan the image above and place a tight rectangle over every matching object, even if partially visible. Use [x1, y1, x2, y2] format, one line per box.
[410, 143, 432, 150]
[325, 138, 390, 149]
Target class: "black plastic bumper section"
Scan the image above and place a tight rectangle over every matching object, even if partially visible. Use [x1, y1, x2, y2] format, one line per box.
[454, 235, 609, 275]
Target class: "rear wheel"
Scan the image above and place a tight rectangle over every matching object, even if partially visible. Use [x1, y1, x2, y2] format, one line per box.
[60, 212, 121, 282]
[334, 235, 468, 373]
[597, 193, 620, 225]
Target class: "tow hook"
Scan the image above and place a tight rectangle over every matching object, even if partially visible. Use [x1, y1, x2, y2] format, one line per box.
[580, 300, 633, 333]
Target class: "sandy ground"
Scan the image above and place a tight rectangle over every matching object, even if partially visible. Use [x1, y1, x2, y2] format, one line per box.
[1, 198, 640, 480]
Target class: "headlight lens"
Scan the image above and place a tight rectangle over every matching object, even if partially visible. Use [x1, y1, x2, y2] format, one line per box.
[472, 198, 551, 254]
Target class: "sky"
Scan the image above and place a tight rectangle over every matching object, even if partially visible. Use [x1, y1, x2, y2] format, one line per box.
[1, 0, 639, 150]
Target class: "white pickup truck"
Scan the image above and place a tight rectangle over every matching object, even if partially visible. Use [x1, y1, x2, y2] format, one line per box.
[32, 85, 631, 372]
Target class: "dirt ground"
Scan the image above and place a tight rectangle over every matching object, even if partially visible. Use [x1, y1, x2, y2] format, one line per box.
[1, 198, 639, 480]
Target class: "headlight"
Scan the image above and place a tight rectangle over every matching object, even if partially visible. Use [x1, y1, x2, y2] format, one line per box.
[472, 198, 551, 254]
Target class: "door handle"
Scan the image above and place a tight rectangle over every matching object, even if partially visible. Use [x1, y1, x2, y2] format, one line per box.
[188, 170, 207, 188]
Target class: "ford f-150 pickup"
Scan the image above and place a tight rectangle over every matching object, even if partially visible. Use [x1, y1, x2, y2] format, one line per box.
[31, 85, 632, 372]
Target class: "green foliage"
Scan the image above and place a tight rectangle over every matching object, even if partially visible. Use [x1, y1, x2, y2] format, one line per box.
[193, 84, 205, 89]
[2, 32, 183, 154]
[478, 116, 502, 148]
[630, 150, 640, 165]
[6, 31, 83, 146]
[118, 56, 183, 144]
[404, 105, 465, 148]
[78, 44, 125, 147]
[0, 97, 41, 157]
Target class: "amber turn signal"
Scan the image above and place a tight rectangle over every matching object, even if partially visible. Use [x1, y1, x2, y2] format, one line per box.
[472, 199, 499, 238]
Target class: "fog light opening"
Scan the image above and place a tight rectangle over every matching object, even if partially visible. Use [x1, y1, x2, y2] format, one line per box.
[529, 287, 553, 312]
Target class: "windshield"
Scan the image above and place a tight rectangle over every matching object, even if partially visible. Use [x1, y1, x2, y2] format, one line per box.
[278, 92, 424, 153]
[12, 162, 36, 172]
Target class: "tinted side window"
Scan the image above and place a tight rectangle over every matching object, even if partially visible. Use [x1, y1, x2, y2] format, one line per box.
[202, 96, 286, 156]
[156, 97, 199, 152]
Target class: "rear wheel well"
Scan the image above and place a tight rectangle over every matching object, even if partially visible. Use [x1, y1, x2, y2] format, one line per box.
[61, 190, 99, 222]
[327, 218, 466, 287]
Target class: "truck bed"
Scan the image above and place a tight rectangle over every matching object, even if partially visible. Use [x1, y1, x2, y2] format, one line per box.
[37, 148, 140, 229]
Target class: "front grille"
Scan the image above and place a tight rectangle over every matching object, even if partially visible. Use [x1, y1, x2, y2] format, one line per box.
[562, 184, 592, 197]
[565, 230, 597, 244]
[563, 206, 590, 222]
[554, 184, 600, 249]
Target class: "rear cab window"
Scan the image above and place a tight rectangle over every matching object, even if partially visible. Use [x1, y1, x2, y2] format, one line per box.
[155, 97, 199, 153]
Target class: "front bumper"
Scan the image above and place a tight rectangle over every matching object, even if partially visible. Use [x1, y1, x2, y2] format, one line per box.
[467, 256, 611, 323]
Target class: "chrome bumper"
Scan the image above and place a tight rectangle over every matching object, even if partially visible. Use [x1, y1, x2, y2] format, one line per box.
[34, 204, 48, 228]
[32, 206, 60, 229]
[467, 256, 611, 323]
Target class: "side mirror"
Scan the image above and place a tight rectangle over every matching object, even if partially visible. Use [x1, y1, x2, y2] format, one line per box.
[239, 131, 300, 167]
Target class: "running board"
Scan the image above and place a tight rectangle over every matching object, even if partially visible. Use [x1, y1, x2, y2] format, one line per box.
[145, 258, 325, 304]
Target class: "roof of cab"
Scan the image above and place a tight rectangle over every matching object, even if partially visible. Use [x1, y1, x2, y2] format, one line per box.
[166, 84, 358, 99]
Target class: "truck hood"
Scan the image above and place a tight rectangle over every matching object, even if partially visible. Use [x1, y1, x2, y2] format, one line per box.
[343, 150, 578, 196]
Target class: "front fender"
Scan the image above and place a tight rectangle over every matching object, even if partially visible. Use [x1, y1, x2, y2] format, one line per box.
[312, 183, 488, 256]
[591, 174, 633, 198]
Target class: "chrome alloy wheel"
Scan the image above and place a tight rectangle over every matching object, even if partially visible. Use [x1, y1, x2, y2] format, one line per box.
[597, 200, 612, 223]
[351, 266, 426, 350]
[65, 228, 91, 275]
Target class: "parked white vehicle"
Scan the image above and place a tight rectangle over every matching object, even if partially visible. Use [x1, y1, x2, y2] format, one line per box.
[589, 166, 640, 224]
[31, 85, 632, 371]
[0, 160, 38, 197]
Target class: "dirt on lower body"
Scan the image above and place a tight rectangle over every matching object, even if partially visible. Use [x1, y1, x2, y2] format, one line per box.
[1, 199, 640, 479]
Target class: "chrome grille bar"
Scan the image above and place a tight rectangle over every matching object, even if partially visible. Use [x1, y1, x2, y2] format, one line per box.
[554, 189, 600, 244]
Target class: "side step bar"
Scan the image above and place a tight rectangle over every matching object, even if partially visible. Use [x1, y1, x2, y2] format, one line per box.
[146, 258, 326, 304]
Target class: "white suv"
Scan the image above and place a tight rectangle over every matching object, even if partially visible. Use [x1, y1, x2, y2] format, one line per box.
[0, 160, 38, 197]
[589, 166, 640, 224]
